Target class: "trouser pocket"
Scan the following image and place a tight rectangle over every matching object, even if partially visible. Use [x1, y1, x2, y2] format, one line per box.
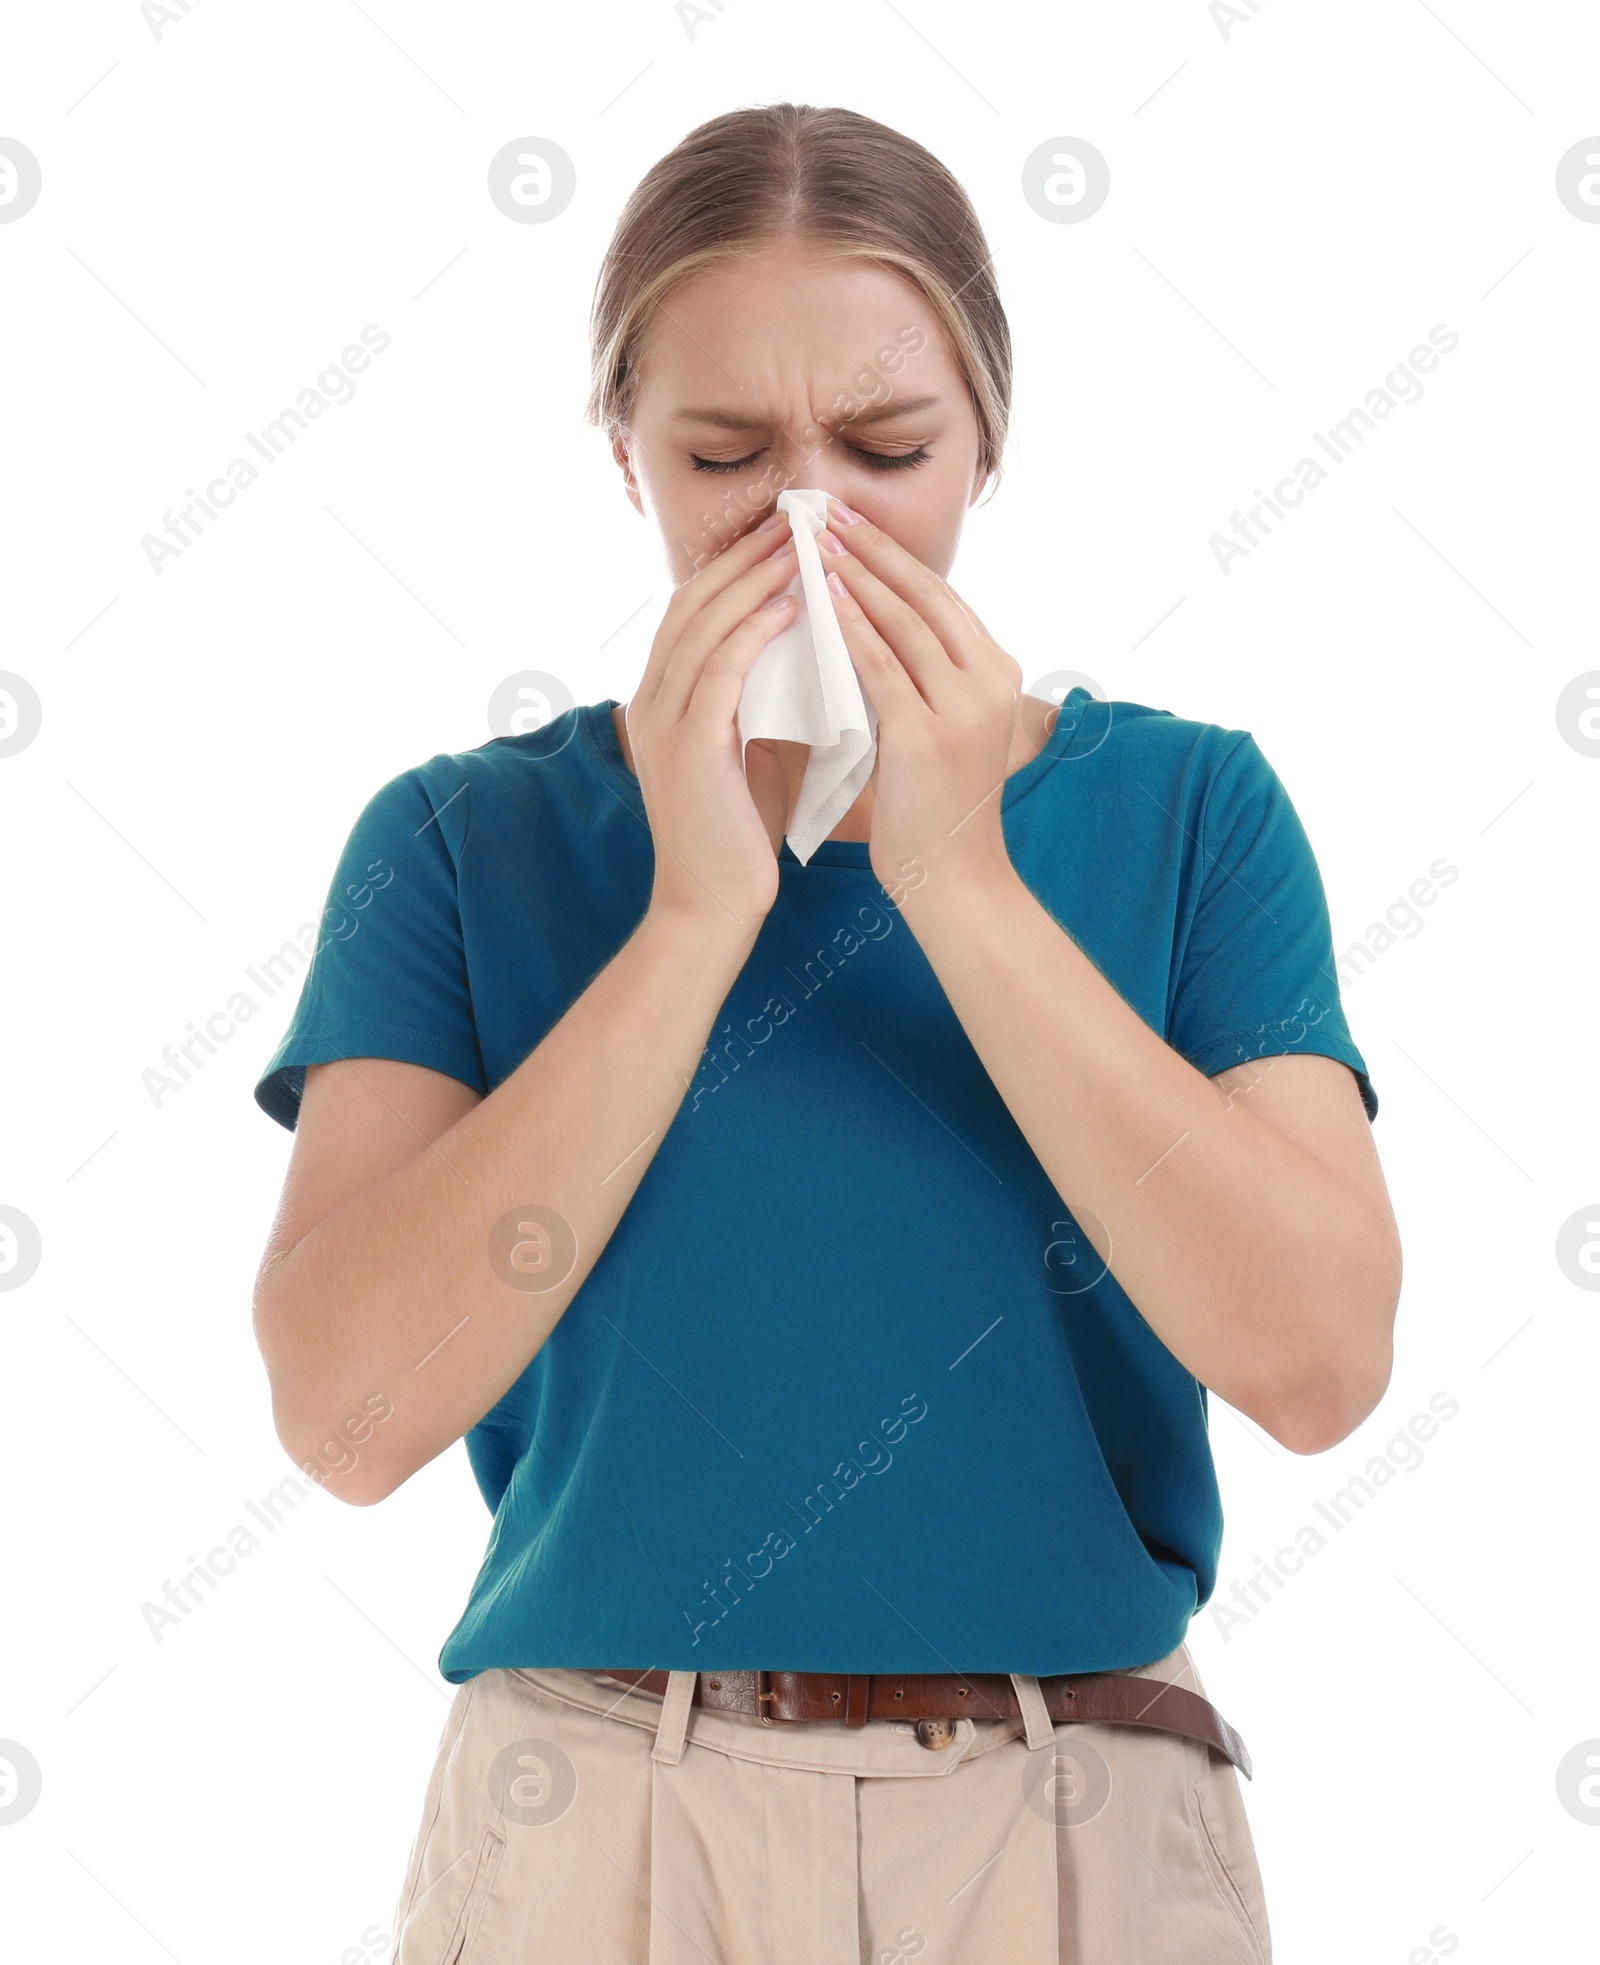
[436, 1825, 506, 1965]
[1174, 1646, 1272, 1963]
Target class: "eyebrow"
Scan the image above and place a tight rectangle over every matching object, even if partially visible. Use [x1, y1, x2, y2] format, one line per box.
[668, 394, 942, 433]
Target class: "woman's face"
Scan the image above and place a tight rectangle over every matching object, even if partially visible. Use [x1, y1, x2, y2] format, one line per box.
[612, 236, 986, 586]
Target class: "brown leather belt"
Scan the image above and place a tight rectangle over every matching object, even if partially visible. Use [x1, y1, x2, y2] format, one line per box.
[599, 1667, 1252, 1780]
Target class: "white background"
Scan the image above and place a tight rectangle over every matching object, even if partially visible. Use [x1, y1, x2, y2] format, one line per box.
[3, 1, 1597, 1959]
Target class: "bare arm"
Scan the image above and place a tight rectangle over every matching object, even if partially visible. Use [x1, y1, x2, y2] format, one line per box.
[900, 869, 1401, 1455]
[253, 512, 803, 1504]
[809, 496, 1401, 1457]
[252, 905, 760, 1504]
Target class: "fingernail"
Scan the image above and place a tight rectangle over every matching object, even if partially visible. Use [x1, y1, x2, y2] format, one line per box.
[828, 499, 863, 524]
[818, 530, 845, 555]
[756, 513, 783, 531]
[826, 571, 847, 598]
[761, 590, 795, 609]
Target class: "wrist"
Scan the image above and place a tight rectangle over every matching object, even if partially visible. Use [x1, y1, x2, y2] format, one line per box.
[642, 896, 767, 963]
[882, 847, 1024, 928]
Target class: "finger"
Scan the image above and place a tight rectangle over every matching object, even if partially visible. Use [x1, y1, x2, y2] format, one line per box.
[663, 539, 798, 710]
[638, 515, 795, 713]
[681, 586, 798, 736]
[653, 539, 799, 723]
[822, 569, 932, 725]
[643, 518, 793, 717]
[824, 501, 997, 666]
[818, 537, 960, 711]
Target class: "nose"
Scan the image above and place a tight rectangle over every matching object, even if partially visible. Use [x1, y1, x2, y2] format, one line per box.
[770, 446, 861, 521]
[782, 426, 859, 507]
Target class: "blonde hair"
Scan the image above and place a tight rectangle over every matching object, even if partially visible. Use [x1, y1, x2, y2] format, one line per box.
[584, 103, 1012, 501]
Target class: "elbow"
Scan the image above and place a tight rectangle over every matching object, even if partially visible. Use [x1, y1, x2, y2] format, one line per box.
[269, 1391, 401, 1508]
[1258, 1336, 1395, 1456]
[254, 1262, 406, 1507]
[1243, 1252, 1400, 1454]
[321, 1468, 398, 1509]
[263, 1355, 421, 1505]
[258, 1350, 408, 1509]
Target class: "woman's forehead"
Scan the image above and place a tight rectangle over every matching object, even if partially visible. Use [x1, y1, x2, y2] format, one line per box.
[632, 264, 957, 410]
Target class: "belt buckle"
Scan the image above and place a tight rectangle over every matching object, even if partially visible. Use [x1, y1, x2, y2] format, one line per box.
[755, 1669, 954, 1745]
[754, 1668, 782, 1725]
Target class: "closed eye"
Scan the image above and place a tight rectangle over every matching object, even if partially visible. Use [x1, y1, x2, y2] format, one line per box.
[691, 445, 932, 474]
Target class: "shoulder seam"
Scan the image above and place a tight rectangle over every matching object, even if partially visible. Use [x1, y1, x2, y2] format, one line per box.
[413, 754, 473, 863]
[1197, 729, 1256, 879]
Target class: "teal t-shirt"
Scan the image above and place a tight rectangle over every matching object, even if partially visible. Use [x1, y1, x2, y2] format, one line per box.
[254, 691, 1376, 1681]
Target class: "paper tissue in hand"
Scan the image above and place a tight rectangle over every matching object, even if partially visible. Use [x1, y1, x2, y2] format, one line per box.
[736, 488, 877, 867]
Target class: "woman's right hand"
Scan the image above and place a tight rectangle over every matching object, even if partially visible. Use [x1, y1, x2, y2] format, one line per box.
[627, 515, 800, 938]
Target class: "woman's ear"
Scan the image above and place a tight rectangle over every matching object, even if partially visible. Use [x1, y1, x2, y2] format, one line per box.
[612, 431, 645, 517]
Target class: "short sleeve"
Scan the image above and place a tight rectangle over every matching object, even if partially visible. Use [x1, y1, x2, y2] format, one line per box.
[1168, 733, 1378, 1123]
[252, 761, 486, 1131]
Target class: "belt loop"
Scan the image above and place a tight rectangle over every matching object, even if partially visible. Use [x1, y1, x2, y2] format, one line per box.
[650, 1670, 697, 1765]
[1010, 1673, 1056, 1752]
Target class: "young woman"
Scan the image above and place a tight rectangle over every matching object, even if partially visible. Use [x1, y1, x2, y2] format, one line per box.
[252, 103, 1400, 1965]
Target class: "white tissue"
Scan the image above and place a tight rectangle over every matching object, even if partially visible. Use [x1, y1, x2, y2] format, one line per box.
[736, 488, 878, 867]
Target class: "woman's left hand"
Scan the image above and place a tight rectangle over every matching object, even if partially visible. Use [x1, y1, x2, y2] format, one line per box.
[818, 497, 1024, 899]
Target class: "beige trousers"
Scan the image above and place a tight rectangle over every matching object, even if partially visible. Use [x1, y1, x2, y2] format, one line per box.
[388, 1641, 1272, 1964]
